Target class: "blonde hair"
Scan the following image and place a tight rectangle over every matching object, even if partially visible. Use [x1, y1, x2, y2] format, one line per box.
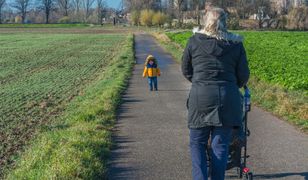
[145, 55, 157, 65]
[197, 8, 243, 42]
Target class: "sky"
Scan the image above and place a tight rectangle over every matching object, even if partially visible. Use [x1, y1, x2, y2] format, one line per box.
[106, 0, 122, 9]
[6, 0, 122, 9]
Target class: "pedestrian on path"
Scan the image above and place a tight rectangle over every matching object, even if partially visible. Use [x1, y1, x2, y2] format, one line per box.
[143, 55, 161, 91]
[182, 7, 250, 180]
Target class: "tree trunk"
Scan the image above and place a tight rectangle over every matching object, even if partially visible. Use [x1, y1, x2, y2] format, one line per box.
[196, 3, 200, 25]
[22, 14, 26, 24]
[178, 8, 182, 27]
[46, 9, 50, 24]
[259, 19, 262, 29]
[65, 9, 68, 16]
[0, 9, 2, 24]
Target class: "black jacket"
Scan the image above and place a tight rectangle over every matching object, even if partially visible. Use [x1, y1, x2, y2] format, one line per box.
[182, 33, 250, 128]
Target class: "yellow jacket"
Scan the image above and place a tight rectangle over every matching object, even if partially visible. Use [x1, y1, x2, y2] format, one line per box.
[143, 55, 161, 77]
[143, 65, 161, 77]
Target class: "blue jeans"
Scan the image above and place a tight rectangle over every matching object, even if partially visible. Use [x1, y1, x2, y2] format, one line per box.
[190, 126, 232, 180]
[147, 77, 157, 90]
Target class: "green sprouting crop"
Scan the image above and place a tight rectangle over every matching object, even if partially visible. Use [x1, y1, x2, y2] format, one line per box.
[166, 31, 308, 92]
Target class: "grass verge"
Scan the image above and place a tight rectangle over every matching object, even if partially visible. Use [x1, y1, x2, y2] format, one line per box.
[4, 35, 135, 179]
[151, 32, 183, 62]
[152, 31, 308, 133]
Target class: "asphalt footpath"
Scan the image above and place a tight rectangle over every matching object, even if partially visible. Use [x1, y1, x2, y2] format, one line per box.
[108, 34, 308, 180]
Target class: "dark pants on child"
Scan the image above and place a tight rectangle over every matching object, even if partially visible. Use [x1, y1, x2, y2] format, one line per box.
[147, 77, 157, 90]
[190, 126, 232, 180]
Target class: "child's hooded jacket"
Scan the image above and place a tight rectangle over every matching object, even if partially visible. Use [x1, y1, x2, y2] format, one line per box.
[143, 55, 161, 77]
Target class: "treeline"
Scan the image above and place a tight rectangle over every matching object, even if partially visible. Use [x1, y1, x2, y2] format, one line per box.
[0, 0, 114, 24]
[125, 0, 308, 30]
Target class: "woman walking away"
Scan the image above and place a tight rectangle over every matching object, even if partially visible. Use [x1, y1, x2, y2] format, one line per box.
[182, 7, 250, 180]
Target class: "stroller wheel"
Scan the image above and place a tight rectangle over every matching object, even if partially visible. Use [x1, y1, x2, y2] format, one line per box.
[244, 172, 253, 180]
[237, 167, 243, 179]
[247, 172, 253, 180]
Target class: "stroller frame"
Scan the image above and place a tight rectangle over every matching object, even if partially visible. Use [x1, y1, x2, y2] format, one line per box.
[206, 86, 253, 180]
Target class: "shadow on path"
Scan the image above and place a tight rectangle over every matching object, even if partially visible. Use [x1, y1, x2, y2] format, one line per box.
[254, 172, 308, 180]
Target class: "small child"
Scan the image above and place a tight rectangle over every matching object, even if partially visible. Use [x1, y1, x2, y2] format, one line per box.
[142, 55, 161, 91]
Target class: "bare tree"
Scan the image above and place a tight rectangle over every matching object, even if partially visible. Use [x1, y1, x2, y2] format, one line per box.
[57, 0, 70, 16]
[124, 0, 161, 11]
[192, 0, 206, 25]
[235, 0, 254, 19]
[124, 0, 141, 11]
[174, 0, 184, 26]
[96, 0, 106, 24]
[72, 0, 81, 13]
[11, 0, 31, 23]
[82, 0, 94, 22]
[41, 0, 54, 23]
[0, 0, 5, 23]
[254, 0, 271, 28]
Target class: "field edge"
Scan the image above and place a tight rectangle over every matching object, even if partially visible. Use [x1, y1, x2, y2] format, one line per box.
[4, 35, 135, 179]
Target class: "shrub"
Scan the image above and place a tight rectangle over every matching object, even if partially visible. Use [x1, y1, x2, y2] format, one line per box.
[140, 9, 154, 27]
[131, 10, 140, 26]
[182, 22, 197, 29]
[277, 15, 287, 30]
[58, 16, 71, 24]
[152, 12, 168, 27]
[15, 16, 22, 23]
[287, 7, 308, 30]
[227, 16, 240, 30]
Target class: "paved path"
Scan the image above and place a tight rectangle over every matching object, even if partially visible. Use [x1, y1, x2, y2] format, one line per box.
[108, 34, 308, 180]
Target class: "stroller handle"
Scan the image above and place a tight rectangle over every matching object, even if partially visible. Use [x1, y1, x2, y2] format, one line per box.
[243, 85, 251, 112]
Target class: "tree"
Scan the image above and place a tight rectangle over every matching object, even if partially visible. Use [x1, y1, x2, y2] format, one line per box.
[174, 0, 184, 27]
[191, 0, 206, 25]
[130, 10, 140, 25]
[71, 0, 83, 22]
[124, 0, 161, 11]
[235, 0, 254, 19]
[0, 0, 5, 24]
[287, 6, 308, 30]
[124, 0, 141, 11]
[254, 0, 271, 28]
[140, 9, 154, 26]
[152, 11, 168, 27]
[57, 0, 70, 16]
[72, 0, 81, 14]
[82, 0, 94, 22]
[11, 0, 31, 23]
[206, 0, 234, 9]
[41, 0, 54, 23]
[96, 0, 106, 24]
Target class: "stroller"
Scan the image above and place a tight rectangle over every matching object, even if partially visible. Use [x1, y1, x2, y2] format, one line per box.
[207, 86, 253, 180]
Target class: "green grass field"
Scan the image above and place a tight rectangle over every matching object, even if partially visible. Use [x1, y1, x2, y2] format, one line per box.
[154, 31, 308, 131]
[0, 31, 134, 178]
[0, 24, 90, 28]
[166, 31, 308, 92]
